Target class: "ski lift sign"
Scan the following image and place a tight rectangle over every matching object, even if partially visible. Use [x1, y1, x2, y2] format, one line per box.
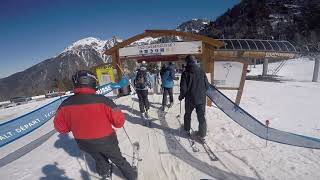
[119, 41, 202, 57]
[214, 61, 244, 88]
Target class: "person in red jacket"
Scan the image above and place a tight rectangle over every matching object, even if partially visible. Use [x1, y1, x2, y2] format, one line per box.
[54, 70, 137, 180]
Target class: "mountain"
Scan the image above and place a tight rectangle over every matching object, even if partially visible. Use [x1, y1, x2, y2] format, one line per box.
[0, 37, 122, 101]
[176, 19, 209, 33]
[1, 0, 319, 100]
[199, 0, 320, 51]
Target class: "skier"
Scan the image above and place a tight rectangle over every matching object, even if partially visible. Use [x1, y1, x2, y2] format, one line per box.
[134, 61, 152, 118]
[178, 55, 209, 141]
[160, 62, 175, 111]
[53, 70, 137, 180]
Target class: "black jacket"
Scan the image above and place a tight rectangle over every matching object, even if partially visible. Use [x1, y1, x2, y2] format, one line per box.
[180, 61, 209, 105]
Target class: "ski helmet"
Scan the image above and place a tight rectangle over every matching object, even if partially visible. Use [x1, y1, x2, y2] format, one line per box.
[140, 61, 147, 71]
[72, 70, 98, 89]
[185, 55, 197, 65]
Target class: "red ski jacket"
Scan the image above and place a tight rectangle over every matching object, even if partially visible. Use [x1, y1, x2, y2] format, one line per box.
[53, 87, 125, 139]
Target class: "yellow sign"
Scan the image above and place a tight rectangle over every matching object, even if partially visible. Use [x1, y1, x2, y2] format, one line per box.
[95, 65, 115, 86]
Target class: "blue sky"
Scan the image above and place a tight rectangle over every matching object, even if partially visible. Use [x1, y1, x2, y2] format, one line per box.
[0, 0, 239, 78]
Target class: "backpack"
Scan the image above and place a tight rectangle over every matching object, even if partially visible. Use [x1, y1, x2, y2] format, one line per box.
[134, 70, 147, 89]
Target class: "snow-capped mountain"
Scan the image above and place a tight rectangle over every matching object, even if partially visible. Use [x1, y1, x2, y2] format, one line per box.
[0, 37, 122, 101]
[62, 36, 122, 63]
[176, 19, 209, 33]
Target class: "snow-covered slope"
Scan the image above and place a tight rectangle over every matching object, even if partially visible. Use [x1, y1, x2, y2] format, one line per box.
[247, 57, 319, 82]
[62, 36, 123, 63]
[0, 58, 319, 180]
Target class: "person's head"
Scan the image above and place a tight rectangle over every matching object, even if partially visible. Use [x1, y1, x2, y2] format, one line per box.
[141, 61, 147, 66]
[72, 70, 98, 89]
[139, 61, 147, 71]
[185, 55, 197, 65]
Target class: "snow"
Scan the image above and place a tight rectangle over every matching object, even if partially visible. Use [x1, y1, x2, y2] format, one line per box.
[247, 58, 319, 82]
[63, 37, 107, 54]
[130, 37, 159, 46]
[0, 58, 320, 179]
[62, 37, 122, 63]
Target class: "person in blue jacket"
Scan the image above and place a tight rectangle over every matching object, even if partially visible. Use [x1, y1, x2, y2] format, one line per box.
[160, 62, 175, 111]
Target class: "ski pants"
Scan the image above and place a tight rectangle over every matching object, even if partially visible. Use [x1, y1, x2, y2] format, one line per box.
[76, 133, 137, 180]
[162, 87, 173, 107]
[184, 101, 207, 138]
[136, 89, 150, 113]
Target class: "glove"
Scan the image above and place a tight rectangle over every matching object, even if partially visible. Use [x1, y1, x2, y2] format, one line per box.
[178, 95, 184, 101]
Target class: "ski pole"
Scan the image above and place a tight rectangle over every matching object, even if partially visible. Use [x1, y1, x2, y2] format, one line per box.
[122, 152, 143, 161]
[130, 94, 135, 113]
[122, 126, 134, 146]
[265, 120, 270, 147]
[175, 101, 182, 142]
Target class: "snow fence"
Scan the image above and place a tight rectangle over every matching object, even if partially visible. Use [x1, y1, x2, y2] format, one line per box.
[207, 84, 320, 149]
[0, 77, 129, 148]
[0, 97, 67, 147]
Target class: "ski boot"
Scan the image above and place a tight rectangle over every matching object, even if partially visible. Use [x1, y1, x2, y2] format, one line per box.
[100, 161, 113, 180]
[144, 110, 149, 119]
[194, 132, 206, 144]
[167, 102, 173, 108]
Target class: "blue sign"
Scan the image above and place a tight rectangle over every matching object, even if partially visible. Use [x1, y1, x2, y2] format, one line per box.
[0, 97, 66, 147]
[0, 77, 129, 147]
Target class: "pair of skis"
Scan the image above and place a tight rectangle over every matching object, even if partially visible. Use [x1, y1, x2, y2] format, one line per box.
[186, 132, 219, 161]
[176, 102, 218, 161]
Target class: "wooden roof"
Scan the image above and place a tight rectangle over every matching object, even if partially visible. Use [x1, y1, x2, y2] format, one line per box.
[104, 30, 224, 55]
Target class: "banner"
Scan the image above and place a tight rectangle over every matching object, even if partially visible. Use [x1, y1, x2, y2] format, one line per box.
[0, 77, 128, 147]
[96, 77, 129, 95]
[207, 84, 320, 149]
[0, 97, 66, 147]
[119, 41, 202, 57]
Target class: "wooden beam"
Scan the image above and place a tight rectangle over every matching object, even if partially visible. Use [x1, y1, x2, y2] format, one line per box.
[111, 51, 122, 81]
[145, 30, 225, 47]
[235, 60, 248, 105]
[206, 57, 215, 107]
[105, 32, 148, 55]
[202, 43, 211, 73]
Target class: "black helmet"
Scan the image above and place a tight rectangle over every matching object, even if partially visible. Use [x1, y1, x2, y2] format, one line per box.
[185, 55, 197, 65]
[72, 70, 98, 89]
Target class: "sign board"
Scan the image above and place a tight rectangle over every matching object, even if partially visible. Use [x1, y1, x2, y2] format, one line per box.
[119, 41, 202, 57]
[265, 52, 295, 59]
[95, 65, 115, 96]
[214, 61, 244, 88]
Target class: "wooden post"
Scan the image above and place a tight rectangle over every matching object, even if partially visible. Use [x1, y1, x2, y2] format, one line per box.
[235, 61, 248, 105]
[202, 43, 213, 106]
[112, 50, 122, 81]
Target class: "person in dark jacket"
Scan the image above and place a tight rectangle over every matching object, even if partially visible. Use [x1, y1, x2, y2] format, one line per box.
[178, 55, 209, 140]
[133, 62, 152, 118]
[54, 70, 137, 180]
[160, 62, 175, 110]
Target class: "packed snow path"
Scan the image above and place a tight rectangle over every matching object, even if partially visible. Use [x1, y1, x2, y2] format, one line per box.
[1, 89, 320, 180]
[1, 58, 320, 180]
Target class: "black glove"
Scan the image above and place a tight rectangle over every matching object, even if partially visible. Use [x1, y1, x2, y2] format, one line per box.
[178, 95, 184, 101]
